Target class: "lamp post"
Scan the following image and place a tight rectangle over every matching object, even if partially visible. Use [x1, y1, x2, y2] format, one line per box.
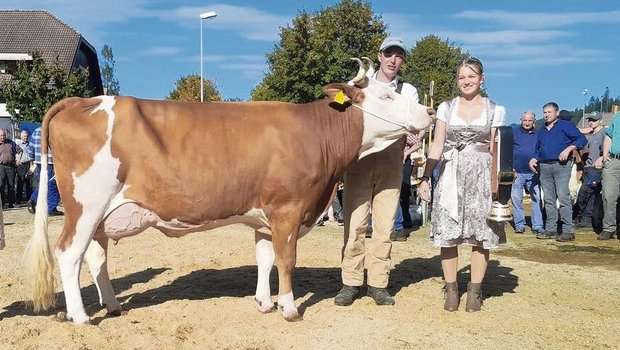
[582, 89, 588, 127]
[200, 11, 217, 102]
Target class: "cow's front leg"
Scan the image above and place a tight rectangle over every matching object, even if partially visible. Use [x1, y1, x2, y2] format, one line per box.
[84, 235, 122, 316]
[254, 230, 276, 313]
[272, 221, 302, 322]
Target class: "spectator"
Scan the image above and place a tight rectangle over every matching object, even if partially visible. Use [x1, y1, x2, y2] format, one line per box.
[0, 129, 17, 209]
[15, 130, 34, 204]
[574, 111, 605, 229]
[529, 102, 587, 242]
[335, 37, 419, 307]
[599, 111, 620, 240]
[28, 126, 63, 216]
[392, 130, 424, 241]
[511, 111, 544, 234]
[418, 57, 506, 312]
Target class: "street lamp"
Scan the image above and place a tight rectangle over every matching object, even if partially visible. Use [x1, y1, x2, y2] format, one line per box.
[582, 89, 588, 127]
[200, 11, 217, 102]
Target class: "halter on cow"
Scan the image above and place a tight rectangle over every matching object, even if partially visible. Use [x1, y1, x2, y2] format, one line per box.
[24, 58, 434, 323]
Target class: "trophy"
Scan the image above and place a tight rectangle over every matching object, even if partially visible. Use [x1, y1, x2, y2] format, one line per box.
[488, 126, 514, 222]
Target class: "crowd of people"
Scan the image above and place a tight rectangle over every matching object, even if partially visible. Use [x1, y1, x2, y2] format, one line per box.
[512, 107, 620, 241]
[0, 126, 63, 216]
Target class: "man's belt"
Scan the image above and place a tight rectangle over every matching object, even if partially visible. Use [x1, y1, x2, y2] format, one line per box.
[489, 126, 514, 222]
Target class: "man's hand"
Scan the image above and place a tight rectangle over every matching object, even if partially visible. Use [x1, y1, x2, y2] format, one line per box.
[529, 158, 539, 174]
[593, 156, 605, 169]
[559, 147, 574, 161]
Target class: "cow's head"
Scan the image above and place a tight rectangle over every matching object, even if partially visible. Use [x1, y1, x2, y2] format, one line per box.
[324, 57, 434, 158]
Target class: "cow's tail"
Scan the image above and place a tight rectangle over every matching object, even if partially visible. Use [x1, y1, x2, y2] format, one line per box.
[23, 98, 77, 311]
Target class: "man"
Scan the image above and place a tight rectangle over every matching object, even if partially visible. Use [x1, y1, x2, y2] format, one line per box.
[15, 130, 33, 204]
[0, 129, 17, 208]
[335, 37, 418, 306]
[529, 102, 587, 242]
[28, 126, 63, 216]
[598, 111, 620, 240]
[574, 112, 605, 229]
[511, 111, 544, 234]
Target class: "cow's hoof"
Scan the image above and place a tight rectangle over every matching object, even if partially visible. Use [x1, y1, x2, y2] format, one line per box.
[283, 312, 303, 322]
[107, 309, 125, 317]
[66, 312, 91, 325]
[255, 298, 276, 313]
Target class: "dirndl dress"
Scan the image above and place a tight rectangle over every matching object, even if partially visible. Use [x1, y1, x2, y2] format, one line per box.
[430, 97, 506, 249]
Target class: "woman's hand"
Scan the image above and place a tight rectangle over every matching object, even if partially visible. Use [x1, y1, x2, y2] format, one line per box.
[418, 179, 431, 202]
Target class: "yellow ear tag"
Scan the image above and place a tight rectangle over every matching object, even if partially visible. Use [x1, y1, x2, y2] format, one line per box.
[334, 90, 346, 104]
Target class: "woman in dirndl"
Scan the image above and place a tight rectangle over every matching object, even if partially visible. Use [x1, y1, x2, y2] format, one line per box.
[418, 57, 506, 312]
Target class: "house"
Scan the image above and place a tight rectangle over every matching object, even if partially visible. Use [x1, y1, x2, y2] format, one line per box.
[0, 9, 103, 135]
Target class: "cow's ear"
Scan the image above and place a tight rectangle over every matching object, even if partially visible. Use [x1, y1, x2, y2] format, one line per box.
[323, 83, 364, 104]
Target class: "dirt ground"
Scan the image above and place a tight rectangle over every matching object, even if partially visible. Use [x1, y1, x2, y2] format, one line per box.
[1, 205, 620, 350]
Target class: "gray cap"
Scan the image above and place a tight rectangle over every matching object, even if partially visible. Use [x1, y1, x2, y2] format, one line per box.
[379, 36, 406, 52]
[587, 111, 603, 121]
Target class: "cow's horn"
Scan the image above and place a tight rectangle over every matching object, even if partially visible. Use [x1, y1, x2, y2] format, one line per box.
[361, 57, 375, 78]
[350, 57, 366, 85]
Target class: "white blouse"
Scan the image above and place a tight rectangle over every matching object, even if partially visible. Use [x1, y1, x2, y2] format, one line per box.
[436, 97, 505, 128]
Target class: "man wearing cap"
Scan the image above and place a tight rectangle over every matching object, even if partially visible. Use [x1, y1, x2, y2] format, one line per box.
[574, 111, 605, 229]
[335, 36, 419, 306]
[529, 102, 587, 242]
[599, 111, 620, 240]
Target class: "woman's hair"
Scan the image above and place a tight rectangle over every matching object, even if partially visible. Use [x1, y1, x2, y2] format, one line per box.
[456, 57, 484, 76]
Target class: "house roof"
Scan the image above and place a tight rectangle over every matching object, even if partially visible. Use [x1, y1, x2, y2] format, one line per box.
[0, 9, 103, 94]
[0, 10, 87, 73]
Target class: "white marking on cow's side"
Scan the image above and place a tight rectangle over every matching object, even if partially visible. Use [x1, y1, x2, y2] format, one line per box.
[277, 291, 298, 319]
[59, 95, 125, 323]
[255, 238, 275, 313]
[287, 233, 293, 243]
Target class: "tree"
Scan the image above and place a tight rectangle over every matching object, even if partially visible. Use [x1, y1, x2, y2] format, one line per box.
[251, 0, 386, 103]
[166, 74, 221, 102]
[1, 51, 92, 122]
[400, 35, 469, 108]
[100, 44, 120, 95]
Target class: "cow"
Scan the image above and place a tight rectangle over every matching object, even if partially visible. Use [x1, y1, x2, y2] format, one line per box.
[24, 58, 434, 324]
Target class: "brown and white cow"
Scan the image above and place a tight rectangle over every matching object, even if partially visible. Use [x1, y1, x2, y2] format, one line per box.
[24, 58, 434, 324]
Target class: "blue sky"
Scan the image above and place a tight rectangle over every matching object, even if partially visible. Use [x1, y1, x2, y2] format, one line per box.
[3, 0, 620, 124]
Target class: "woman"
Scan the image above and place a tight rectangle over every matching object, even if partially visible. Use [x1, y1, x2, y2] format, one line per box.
[418, 57, 505, 312]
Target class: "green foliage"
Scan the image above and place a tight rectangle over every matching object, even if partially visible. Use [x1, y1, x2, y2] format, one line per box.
[251, 0, 386, 103]
[571, 87, 620, 117]
[166, 74, 221, 102]
[100, 44, 120, 95]
[400, 35, 469, 108]
[1, 51, 92, 122]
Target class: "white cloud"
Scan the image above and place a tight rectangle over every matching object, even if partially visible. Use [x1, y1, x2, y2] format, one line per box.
[161, 4, 289, 41]
[456, 10, 620, 29]
[139, 47, 182, 56]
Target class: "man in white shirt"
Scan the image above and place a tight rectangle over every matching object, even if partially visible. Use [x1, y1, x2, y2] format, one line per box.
[336, 37, 419, 306]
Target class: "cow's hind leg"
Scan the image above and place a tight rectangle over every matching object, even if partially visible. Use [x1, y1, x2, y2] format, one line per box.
[254, 230, 276, 313]
[84, 235, 122, 316]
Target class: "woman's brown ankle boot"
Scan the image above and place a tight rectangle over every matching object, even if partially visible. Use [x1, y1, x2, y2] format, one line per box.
[443, 282, 459, 311]
[465, 282, 483, 312]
